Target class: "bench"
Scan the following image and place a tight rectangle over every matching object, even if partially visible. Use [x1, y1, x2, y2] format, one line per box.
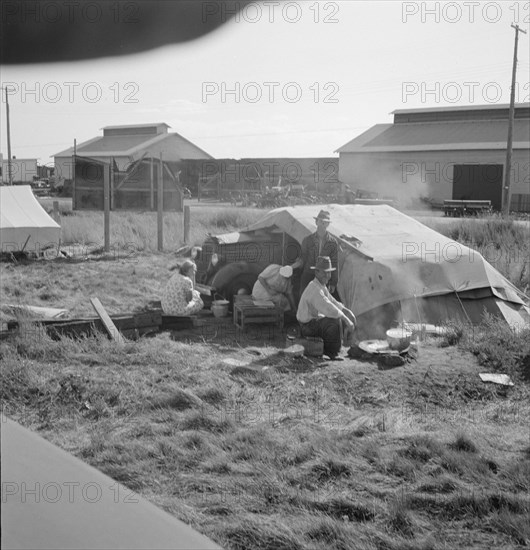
[233, 295, 284, 332]
[443, 200, 492, 217]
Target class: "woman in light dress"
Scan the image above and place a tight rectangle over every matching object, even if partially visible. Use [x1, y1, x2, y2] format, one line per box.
[161, 259, 204, 316]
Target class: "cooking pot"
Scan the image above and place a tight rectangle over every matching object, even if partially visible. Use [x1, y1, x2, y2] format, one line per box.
[211, 299, 229, 318]
[386, 328, 412, 350]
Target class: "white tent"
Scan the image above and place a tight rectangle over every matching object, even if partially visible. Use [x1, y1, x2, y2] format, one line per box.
[245, 205, 530, 332]
[0, 185, 60, 253]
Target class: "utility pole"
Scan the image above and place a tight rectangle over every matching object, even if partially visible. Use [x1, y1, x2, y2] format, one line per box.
[73, 138, 77, 208]
[4, 87, 13, 185]
[503, 23, 527, 216]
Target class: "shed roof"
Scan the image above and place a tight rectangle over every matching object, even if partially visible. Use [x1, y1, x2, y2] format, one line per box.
[53, 131, 212, 160]
[336, 118, 530, 153]
[391, 102, 530, 115]
[101, 122, 170, 131]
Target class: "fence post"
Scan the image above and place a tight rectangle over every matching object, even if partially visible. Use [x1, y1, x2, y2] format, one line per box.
[104, 163, 110, 252]
[157, 153, 163, 251]
[52, 201, 60, 224]
[184, 205, 190, 244]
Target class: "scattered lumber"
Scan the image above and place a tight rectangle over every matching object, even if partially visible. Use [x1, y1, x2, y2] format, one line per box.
[43, 312, 163, 340]
[90, 298, 125, 343]
[0, 304, 238, 342]
[1, 304, 68, 319]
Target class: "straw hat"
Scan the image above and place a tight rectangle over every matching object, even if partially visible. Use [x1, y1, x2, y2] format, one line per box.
[314, 210, 331, 222]
[310, 256, 336, 272]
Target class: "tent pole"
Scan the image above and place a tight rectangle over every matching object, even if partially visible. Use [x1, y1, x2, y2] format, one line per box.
[413, 293, 423, 340]
[454, 291, 472, 326]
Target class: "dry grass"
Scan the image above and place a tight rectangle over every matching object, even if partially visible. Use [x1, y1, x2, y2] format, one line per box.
[2, 207, 530, 549]
[57, 207, 258, 252]
[462, 313, 530, 381]
[2, 324, 530, 550]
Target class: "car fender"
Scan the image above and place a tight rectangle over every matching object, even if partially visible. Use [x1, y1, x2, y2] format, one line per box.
[209, 262, 261, 291]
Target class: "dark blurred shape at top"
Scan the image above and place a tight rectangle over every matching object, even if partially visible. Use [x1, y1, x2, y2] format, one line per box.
[1, 0, 254, 64]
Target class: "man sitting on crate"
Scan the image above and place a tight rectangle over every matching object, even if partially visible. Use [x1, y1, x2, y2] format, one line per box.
[296, 256, 356, 361]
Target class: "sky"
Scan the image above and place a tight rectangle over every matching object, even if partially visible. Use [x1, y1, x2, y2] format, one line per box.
[1, 0, 529, 166]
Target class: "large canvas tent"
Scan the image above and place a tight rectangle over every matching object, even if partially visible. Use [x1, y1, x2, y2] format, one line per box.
[0, 185, 60, 253]
[1, 417, 222, 550]
[245, 204, 530, 332]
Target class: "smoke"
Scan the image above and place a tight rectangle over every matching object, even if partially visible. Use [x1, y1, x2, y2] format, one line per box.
[345, 155, 433, 209]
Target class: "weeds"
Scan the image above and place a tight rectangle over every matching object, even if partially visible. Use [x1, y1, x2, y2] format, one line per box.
[463, 313, 530, 379]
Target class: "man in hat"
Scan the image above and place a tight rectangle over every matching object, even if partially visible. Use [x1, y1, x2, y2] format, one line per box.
[296, 256, 356, 361]
[292, 210, 340, 299]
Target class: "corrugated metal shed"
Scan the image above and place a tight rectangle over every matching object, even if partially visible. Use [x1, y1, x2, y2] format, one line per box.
[336, 102, 530, 153]
[337, 118, 530, 153]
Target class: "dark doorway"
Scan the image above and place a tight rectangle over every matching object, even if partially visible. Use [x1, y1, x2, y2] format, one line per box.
[452, 164, 503, 210]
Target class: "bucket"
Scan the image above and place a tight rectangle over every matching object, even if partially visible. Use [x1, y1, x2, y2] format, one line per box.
[288, 336, 324, 357]
[386, 328, 412, 350]
[211, 299, 229, 318]
[303, 336, 324, 357]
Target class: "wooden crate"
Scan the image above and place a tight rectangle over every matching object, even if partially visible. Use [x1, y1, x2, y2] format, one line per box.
[233, 295, 283, 332]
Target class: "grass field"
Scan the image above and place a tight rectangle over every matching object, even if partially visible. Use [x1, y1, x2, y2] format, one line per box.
[2, 205, 530, 549]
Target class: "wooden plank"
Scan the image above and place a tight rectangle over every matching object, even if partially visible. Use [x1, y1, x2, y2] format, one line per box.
[90, 297, 125, 343]
[114, 153, 148, 191]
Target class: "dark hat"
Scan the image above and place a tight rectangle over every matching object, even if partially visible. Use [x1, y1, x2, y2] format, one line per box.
[310, 256, 336, 272]
[314, 210, 331, 222]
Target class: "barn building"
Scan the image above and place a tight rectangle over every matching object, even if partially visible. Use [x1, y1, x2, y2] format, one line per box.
[336, 103, 530, 211]
[53, 123, 213, 210]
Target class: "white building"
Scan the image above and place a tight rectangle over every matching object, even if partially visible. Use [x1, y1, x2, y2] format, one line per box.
[0, 155, 38, 184]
